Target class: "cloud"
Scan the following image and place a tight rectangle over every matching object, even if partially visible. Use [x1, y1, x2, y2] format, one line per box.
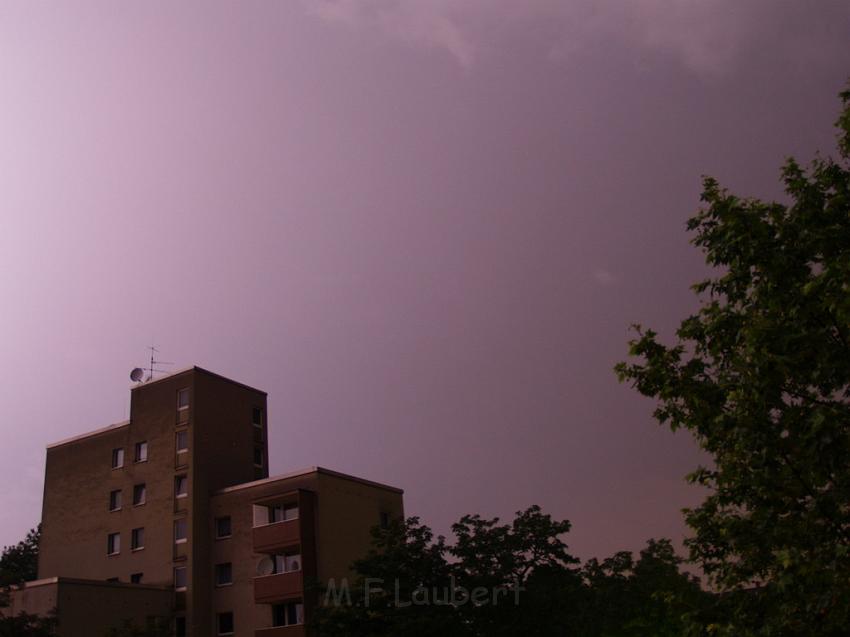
[304, 0, 850, 77]
[593, 269, 617, 286]
[306, 0, 476, 71]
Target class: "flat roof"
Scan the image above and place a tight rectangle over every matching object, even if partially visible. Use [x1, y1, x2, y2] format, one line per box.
[47, 366, 266, 449]
[130, 365, 267, 395]
[13, 576, 170, 591]
[216, 466, 404, 495]
[46, 420, 130, 450]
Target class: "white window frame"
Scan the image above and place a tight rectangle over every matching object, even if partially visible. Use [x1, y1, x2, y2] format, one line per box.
[177, 388, 190, 411]
[107, 532, 120, 556]
[131, 527, 145, 551]
[111, 448, 124, 469]
[134, 441, 148, 463]
[133, 483, 146, 506]
[215, 562, 233, 587]
[175, 475, 188, 499]
[176, 430, 189, 454]
[273, 602, 304, 627]
[174, 518, 188, 544]
[251, 407, 263, 427]
[273, 553, 302, 574]
[174, 566, 187, 591]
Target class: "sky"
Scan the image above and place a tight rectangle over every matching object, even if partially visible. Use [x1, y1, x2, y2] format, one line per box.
[1, 1, 850, 562]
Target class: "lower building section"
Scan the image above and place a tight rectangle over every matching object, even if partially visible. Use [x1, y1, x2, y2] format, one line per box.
[3, 577, 173, 637]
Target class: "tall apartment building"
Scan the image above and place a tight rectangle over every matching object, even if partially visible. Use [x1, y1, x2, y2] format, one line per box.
[9, 367, 404, 636]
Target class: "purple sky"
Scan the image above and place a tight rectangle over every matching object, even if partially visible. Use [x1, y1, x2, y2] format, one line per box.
[2, 1, 849, 561]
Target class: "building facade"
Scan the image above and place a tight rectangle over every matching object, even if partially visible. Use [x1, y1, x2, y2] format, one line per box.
[25, 367, 404, 636]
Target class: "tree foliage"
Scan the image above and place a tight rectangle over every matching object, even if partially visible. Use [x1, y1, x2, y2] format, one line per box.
[0, 526, 39, 587]
[314, 507, 706, 636]
[0, 526, 55, 636]
[616, 87, 850, 635]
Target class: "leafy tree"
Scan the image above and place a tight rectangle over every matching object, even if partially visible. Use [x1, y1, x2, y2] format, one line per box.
[582, 539, 709, 637]
[0, 527, 39, 587]
[315, 516, 465, 637]
[450, 505, 584, 636]
[616, 86, 850, 635]
[0, 612, 56, 637]
[314, 506, 584, 636]
[0, 526, 55, 636]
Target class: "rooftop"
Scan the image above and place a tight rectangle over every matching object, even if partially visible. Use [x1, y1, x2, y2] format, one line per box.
[129, 365, 267, 396]
[46, 365, 267, 449]
[46, 420, 130, 450]
[215, 466, 404, 495]
[12, 576, 170, 591]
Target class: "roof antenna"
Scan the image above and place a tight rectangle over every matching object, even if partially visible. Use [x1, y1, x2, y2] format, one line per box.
[143, 346, 173, 382]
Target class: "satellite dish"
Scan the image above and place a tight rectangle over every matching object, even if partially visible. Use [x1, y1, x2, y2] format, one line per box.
[130, 368, 145, 382]
[257, 556, 274, 576]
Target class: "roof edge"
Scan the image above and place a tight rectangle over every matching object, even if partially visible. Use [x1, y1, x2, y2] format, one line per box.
[46, 420, 130, 450]
[11, 576, 169, 591]
[130, 365, 267, 395]
[215, 466, 404, 495]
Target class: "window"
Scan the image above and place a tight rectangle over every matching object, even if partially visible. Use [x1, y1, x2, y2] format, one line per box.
[133, 483, 146, 506]
[177, 388, 189, 410]
[134, 441, 148, 462]
[175, 617, 186, 637]
[272, 602, 304, 627]
[379, 511, 391, 530]
[174, 518, 188, 544]
[253, 427, 263, 444]
[131, 527, 145, 550]
[109, 489, 122, 512]
[175, 475, 188, 498]
[252, 407, 263, 427]
[130, 572, 143, 584]
[107, 532, 120, 555]
[270, 503, 299, 523]
[217, 612, 234, 635]
[111, 448, 124, 469]
[273, 553, 301, 574]
[215, 562, 233, 587]
[215, 516, 232, 539]
[253, 447, 264, 467]
[176, 430, 188, 453]
[174, 566, 187, 590]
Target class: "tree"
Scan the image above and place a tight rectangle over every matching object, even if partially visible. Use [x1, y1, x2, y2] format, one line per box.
[582, 539, 709, 637]
[314, 506, 584, 636]
[314, 516, 467, 637]
[0, 526, 55, 637]
[0, 612, 56, 637]
[449, 505, 584, 636]
[0, 527, 40, 587]
[616, 86, 850, 635]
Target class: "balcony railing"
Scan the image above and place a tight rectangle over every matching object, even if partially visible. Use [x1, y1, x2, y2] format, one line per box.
[256, 626, 306, 637]
[254, 571, 302, 603]
[253, 519, 300, 553]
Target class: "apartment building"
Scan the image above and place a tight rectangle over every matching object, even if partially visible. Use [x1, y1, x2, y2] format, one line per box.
[16, 367, 404, 636]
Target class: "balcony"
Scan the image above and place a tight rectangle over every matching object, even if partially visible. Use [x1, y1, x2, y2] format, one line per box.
[256, 626, 306, 637]
[253, 519, 300, 553]
[254, 571, 302, 603]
